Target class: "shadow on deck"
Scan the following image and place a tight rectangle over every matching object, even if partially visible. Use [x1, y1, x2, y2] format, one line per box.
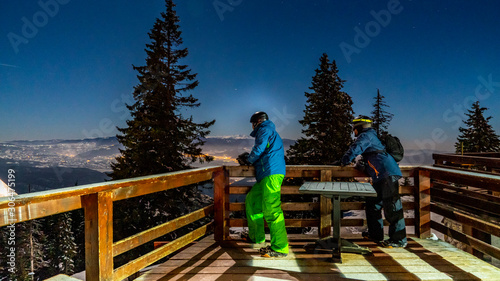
[135, 234, 500, 281]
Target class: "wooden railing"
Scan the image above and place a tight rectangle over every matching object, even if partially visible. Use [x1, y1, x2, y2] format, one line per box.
[416, 165, 500, 260]
[3, 163, 500, 280]
[215, 165, 418, 240]
[0, 166, 225, 281]
[433, 152, 500, 174]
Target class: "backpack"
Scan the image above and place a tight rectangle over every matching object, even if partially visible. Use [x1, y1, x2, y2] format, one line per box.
[379, 133, 404, 162]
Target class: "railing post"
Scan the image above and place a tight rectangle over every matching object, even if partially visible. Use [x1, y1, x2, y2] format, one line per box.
[319, 169, 332, 238]
[82, 191, 114, 281]
[214, 167, 229, 242]
[416, 168, 431, 238]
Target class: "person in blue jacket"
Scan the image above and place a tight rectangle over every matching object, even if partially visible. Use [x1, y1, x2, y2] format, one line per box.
[243, 111, 289, 257]
[341, 116, 407, 248]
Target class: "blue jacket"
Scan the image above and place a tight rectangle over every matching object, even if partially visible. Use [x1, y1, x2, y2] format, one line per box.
[247, 120, 286, 182]
[341, 128, 402, 182]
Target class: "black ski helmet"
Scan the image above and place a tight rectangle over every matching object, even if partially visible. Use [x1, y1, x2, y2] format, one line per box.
[352, 115, 373, 131]
[250, 111, 268, 123]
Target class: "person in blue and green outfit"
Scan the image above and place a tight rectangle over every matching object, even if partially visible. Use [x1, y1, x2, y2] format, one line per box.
[341, 115, 407, 248]
[242, 111, 289, 257]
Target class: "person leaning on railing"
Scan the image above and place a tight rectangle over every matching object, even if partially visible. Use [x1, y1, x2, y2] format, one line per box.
[240, 111, 289, 258]
[340, 115, 407, 248]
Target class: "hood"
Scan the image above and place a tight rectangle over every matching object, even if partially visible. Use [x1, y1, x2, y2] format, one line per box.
[250, 120, 275, 137]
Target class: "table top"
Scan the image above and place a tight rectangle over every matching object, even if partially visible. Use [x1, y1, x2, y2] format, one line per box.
[299, 181, 377, 198]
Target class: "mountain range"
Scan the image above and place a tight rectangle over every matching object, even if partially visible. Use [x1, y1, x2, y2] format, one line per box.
[0, 136, 438, 194]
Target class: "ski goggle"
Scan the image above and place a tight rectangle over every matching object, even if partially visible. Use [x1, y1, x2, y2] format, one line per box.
[352, 118, 373, 123]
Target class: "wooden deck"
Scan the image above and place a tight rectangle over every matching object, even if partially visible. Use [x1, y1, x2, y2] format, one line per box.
[134, 234, 500, 281]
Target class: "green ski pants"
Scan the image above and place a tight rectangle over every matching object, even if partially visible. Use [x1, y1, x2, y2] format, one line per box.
[245, 174, 289, 254]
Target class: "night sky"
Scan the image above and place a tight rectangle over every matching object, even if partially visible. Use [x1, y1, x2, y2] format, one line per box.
[1, 0, 500, 152]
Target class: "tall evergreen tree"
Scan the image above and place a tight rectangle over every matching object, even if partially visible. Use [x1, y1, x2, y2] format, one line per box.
[70, 209, 85, 273]
[1, 220, 48, 281]
[371, 89, 394, 137]
[44, 213, 77, 277]
[455, 101, 500, 153]
[287, 53, 354, 164]
[109, 0, 214, 180]
[107, 0, 215, 265]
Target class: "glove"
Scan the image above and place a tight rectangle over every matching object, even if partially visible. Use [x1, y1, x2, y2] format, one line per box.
[355, 159, 367, 172]
[237, 152, 251, 166]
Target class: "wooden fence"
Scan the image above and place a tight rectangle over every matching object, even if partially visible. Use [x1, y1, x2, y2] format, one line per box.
[215, 165, 417, 240]
[433, 152, 500, 174]
[0, 166, 224, 281]
[2, 163, 500, 280]
[416, 165, 500, 260]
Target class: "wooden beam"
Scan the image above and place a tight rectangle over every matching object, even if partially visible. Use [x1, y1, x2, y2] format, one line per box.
[431, 220, 500, 260]
[113, 170, 215, 201]
[228, 201, 413, 212]
[225, 165, 420, 178]
[399, 185, 413, 194]
[286, 169, 321, 178]
[231, 184, 414, 195]
[230, 185, 302, 194]
[320, 170, 332, 238]
[113, 222, 213, 281]
[431, 203, 500, 237]
[213, 168, 230, 242]
[341, 218, 415, 227]
[228, 218, 415, 228]
[226, 165, 254, 177]
[416, 168, 431, 238]
[113, 205, 214, 257]
[433, 153, 500, 168]
[419, 165, 500, 192]
[229, 202, 319, 211]
[0, 166, 223, 209]
[229, 218, 319, 228]
[433, 181, 500, 203]
[431, 188, 500, 218]
[0, 196, 81, 227]
[433, 164, 500, 176]
[82, 191, 114, 281]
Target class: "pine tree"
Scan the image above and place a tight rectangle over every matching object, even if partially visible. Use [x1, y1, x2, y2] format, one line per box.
[371, 89, 394, 137]
[287, 53, 354, 164]
[107, 0, 215, 265]
[70, 209, 85, 273]
[109, 0, 215, 180]
[4, 220, 48, 281]
[45, 213, 77, 277]
[455, 101, 500, 153]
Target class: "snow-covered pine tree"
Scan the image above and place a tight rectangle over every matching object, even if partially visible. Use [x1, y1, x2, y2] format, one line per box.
[371, 89, 394, 137]
[44, 213, 77, 277]
[70, 209, 85, 273]
[4, 220, 48, 281]
[287, 53, 354, 164]
[455, 101, 500, 153]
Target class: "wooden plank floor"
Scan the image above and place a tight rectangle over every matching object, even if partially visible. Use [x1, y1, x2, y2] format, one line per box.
[135, 234, 500, 281]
